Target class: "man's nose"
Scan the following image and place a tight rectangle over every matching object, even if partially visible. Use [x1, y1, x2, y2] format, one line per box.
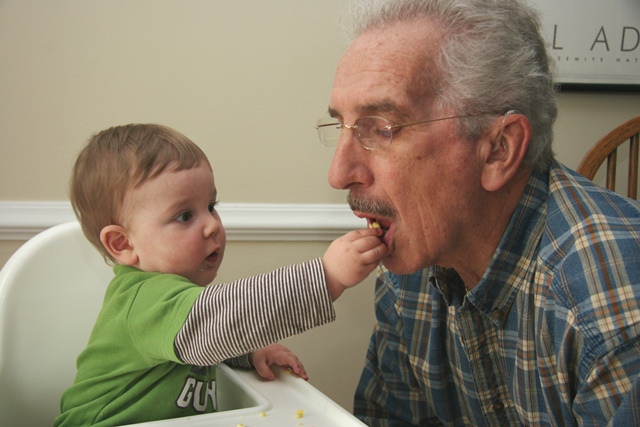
[327, 131, 372, 190]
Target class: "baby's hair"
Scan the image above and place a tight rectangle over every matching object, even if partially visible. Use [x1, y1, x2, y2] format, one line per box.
[70, 123, 211, 261]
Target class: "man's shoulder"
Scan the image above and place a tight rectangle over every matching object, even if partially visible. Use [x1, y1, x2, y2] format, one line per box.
[542, 163, 640, 254]
[539, 163, 640, 299]
[547, 162, 640, 225]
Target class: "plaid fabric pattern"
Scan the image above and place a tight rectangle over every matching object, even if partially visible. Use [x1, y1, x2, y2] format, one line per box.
[354, 162, 640, 426]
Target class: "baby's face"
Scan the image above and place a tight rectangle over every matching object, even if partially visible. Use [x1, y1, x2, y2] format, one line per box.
[121, 164, 226, 286]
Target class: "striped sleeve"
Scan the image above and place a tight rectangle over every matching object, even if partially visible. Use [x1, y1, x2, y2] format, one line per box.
[174, 258, 335, 366]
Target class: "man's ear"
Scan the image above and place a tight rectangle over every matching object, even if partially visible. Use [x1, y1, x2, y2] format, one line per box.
[100, 225, 138, 266]
[480, 112, 531, 192]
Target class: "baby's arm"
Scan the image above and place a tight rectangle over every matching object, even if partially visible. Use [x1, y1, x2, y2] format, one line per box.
[249, 343, 307, 381]
[175, 231, 385, 367]
[176, 259, 335, 367]
[322, 227, 387, 300]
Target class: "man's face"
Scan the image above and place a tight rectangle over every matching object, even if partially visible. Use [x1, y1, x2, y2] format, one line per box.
[327, 21, 485, 275]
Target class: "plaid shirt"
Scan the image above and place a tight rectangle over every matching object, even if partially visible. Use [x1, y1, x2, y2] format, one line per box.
[354, 162, 640, 426]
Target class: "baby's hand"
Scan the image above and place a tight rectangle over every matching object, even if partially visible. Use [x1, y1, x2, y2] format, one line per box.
[249, 343, 308, 381]
[322, 227, 387, 300]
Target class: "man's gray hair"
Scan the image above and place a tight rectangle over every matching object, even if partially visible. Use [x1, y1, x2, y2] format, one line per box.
[342, 0, 558, 171]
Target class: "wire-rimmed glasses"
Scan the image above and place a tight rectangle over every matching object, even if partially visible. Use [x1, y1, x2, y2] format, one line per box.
[315, 115, 472, 150]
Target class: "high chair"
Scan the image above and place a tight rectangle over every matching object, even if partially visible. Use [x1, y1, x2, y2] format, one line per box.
[0, 221, 365, 427]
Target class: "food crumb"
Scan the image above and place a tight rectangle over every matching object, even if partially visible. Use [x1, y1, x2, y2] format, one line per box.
[369, 220, 380, 229]
[259, 411, 267, 417]
[294, 409, 304, 419]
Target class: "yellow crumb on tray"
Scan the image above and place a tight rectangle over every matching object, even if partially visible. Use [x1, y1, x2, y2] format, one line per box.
[259, 411, 267, 417]
[294, 409, 304, 419]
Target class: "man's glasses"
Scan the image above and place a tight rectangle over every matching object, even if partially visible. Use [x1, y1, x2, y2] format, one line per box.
[315, 114, 472, 150]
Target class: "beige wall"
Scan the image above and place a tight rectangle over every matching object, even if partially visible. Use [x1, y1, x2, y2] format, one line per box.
[1, 0, 639, 412]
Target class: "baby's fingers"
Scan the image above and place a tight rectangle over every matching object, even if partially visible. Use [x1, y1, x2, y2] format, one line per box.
[361, 240, 388, 263]
[253, 358, 276, 381]
[285, 358, 308, 381]
[344, 227, 385, 242]
[350, 232, 387, 254]
[272, 352, 308, 380]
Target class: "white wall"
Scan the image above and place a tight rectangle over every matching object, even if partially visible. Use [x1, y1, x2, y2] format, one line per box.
[1, 0, 639, 413]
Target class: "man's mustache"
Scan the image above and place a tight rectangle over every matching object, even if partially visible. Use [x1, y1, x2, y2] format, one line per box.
[347, 193, 396, 218]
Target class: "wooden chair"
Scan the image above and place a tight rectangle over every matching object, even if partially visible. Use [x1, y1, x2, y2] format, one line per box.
[577, 115, 640, 199]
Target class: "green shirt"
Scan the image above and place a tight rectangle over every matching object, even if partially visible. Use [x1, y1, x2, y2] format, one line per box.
[54, 266, 212, 426]
[55, 258, 334, 427]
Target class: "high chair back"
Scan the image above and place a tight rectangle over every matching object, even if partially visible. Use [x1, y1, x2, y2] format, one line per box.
[0, 221, 113, 427]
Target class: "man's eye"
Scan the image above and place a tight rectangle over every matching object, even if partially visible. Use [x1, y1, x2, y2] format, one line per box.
[375, 127, 393, 138]
[176, 211, 193, 223]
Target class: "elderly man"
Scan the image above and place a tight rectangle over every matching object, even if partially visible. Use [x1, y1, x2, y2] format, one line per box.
[316, 0, 640, 425]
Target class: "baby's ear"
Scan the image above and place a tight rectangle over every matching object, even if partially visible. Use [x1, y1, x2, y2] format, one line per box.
[100, 225, 138, 266]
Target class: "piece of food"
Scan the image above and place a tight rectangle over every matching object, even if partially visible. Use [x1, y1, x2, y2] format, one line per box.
[294, 409, 304, 419]
[369, 220, 380, 229]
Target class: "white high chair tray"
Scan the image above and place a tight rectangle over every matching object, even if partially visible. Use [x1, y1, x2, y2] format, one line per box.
[123, 363, 367, 427]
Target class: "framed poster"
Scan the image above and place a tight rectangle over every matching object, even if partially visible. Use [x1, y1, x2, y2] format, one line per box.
[531, 0, 640, 90]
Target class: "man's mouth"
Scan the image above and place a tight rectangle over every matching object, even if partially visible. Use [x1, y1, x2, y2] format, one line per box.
[367, 217, 390, 233]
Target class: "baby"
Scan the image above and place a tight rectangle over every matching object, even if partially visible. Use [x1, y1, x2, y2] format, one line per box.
[54, 123, 386, 426]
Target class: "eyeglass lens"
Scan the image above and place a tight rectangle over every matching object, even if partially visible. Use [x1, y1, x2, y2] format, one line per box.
[316, 117, 392, 149]
[316, 118, 342, 148]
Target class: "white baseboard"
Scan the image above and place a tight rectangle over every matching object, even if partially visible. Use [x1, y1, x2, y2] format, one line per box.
[0, 201, 363, 241]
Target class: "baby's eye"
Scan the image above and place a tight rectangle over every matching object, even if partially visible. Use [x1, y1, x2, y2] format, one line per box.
[208, 201, 218, 213]
[176, 211, 193, 223]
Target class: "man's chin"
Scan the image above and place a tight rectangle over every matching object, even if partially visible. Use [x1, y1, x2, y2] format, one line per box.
[381, 256, 425, 276]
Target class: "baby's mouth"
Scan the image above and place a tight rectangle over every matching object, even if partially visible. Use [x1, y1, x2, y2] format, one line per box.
[205, 250, 219, 263]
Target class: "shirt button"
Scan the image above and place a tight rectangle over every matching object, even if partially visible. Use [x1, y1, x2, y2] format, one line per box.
[493, 401, 505, 412]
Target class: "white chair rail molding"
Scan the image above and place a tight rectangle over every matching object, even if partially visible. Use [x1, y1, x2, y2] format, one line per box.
[0, 201, 363, 241]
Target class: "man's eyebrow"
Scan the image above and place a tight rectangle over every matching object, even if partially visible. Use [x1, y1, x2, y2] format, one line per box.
[327, 107, 341, 118]
[360, 100, 402, 115]
[327, 100, 409, 120]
